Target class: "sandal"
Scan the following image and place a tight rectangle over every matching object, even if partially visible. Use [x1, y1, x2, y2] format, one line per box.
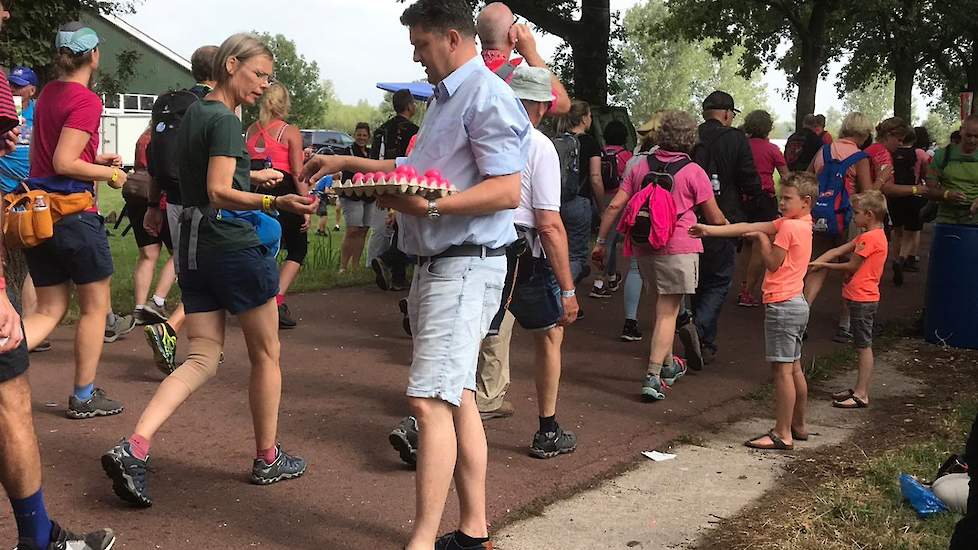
[791, 428, 817, 441]
[745, 430, 793, 451]
[831, 388, 854, 401]
[833, 395, 869, 409]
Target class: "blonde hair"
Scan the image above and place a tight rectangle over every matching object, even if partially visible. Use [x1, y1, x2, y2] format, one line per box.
[259, 82, 290, 125]
[213, 33, 273, 86]
[839, 112, 873, 141]
[781, 171, 818, 202]
[851, 190, 888, 220]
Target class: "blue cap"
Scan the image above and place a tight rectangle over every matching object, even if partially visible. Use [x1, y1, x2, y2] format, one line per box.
[8, 67, 37, 88]
[55, 23, 100, 55]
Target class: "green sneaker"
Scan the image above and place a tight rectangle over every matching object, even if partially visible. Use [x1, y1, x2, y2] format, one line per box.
[144, 322, 177, 375]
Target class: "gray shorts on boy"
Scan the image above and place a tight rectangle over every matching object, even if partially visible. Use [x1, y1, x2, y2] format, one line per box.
[847, 300, 879, 349]
[764, 295, 810, 363]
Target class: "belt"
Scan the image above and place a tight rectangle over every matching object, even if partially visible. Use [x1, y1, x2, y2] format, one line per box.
[416, 243, 507, 265]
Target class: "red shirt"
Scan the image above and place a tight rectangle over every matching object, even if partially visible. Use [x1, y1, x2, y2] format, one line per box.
[748, 137, 786, 195]
[864, 142, 893, 183]
[29, 81, 102, 179]
[821, 131, 833, 144]
[134, 128, 151, 171]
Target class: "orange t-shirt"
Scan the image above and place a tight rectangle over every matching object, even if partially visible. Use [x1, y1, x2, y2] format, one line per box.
[842, 227, 887, 302]
[762, 215, 814, 304]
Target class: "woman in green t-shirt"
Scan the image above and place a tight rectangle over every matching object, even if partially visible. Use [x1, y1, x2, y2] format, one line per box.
[102, 33, 319, 507]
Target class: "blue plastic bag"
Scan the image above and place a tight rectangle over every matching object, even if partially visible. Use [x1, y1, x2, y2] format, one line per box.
[900, 473, 948, 518]
[217, 209, 281, 258]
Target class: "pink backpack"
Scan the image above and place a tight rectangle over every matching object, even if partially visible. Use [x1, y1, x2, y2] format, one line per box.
[617, 156, 691, 253]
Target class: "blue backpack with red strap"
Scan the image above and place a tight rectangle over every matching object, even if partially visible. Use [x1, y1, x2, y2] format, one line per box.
[812, 145, 868, 236]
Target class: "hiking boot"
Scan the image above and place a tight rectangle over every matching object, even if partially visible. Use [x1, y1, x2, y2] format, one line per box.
[66, 388, 123, 419]
[144, 322, 177, 375]
[101, 438, 152, 507]
[251, 445, 307, 485]
[30, 340, 52, 353]
[737, 289, 760, 307]
[104, 313, 135, 343]
[676, 321, 703, 371]
[903, 255, 920, 272]
[479, 401, 515, 421]
[832, 328, 853, 344]
[16, 520, 116, 550]
[892, 259, 904, 287]
[398, 298, 412, 337]
[589, 281, 612, 299]
[607, 272, 622, 292]
[529, 425, 577, 459]
[278, 303, 297, 329]
[641, 373, 667, 401]
[371, 257, 392, 291]
[134, 303, 168, 326]
[661, 356, 688, 386]
[620, 319, 642, 342]
[434, 531, 493, 550]
[389, 416, 418, 466]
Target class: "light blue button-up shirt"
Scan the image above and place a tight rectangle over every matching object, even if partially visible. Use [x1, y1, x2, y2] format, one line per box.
[396, 55, 531, 257]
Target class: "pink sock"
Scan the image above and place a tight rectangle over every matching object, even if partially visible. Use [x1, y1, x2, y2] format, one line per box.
[275, 294, 285, 306]
[129, 434, 151, 460]
[257, 446, 278, 464]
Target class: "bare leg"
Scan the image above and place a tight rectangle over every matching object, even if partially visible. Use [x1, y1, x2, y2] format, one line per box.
[21, 276, 37, 317]
[349, 230, 368, 270]
[0, 374, 42, 498]
[907, 230, 921, 258]
[790, 359, 808, 434]
[752, 361, 796, 446]
[340, 227, 368, 272]
[23, 284, 69, 350]
[168, 304, 186, 332]
[803, 268, 829, 305]
[73, 278, 111, 388]
[648, 294, 682, 372]
[133, 244, 161, 306]
[838, 347, 873, 406]
[152, 255, 176, 300]
[317, 215, 328, 233]
[237, 299, 282, 451]
[278, 260, 301, 296]
[533, 327, 564, 418]
[452, 390, 489, 539]
[406, 396, 458, 549]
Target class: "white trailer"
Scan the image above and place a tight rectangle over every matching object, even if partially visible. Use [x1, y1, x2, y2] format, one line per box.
[99, 93, 157, 168]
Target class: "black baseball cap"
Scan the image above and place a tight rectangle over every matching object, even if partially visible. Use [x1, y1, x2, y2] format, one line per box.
[702, 91, 740, 114]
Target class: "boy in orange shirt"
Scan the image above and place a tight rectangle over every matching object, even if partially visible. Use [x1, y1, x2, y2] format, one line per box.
[690, 173, 818, 451]
[808, 190, 888, 409]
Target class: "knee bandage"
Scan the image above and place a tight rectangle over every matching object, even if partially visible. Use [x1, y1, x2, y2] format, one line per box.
[169, 337, 223, 392]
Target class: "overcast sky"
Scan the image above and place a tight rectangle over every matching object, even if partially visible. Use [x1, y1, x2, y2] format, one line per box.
[119, 0, 850, 123]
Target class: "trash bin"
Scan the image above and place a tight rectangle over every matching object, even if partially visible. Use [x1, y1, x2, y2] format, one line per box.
[925, 223, 978, 349]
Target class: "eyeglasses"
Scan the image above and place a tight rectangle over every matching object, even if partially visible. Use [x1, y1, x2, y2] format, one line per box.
[251, 68, 275, 84]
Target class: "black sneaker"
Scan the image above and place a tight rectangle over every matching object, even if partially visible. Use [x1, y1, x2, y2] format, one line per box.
[16, 520, 116, 550]
[620, 319, 642, 342]
[434, 531, 492, 550]
[389, 416, 418, 466]
[576, 307, 584, 321]
[398, 298, 412, 337]
[677, 321, 703, 371]
[589, 283, 613, 299]
[30, 340, 52, 353]
[66, 388, 123, 419]
[371, 257, 392, 291]
[101, 438, 152, 507]
[529, 425, 577, 459]
[278, 303, 297, 329]
[903, 255, 920, 272]
[608, 272, 622, 292]
[893, 259, 904, 287]
[251, 445, 307, 485]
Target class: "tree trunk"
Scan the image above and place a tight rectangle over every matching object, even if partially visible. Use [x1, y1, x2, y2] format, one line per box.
[795, 53, 819, 131]
[893, 57, 916, 122]
[570, 37, 609, 106]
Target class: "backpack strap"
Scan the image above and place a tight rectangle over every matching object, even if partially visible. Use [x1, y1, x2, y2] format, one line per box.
[837, 149, 869, 171]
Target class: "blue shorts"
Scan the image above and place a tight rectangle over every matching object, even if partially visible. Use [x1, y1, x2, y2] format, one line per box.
[406, 255, 506, 406]
[508, 256, 562, 331]
[178, 246, 278, 315]
[24, 212, 114, 287]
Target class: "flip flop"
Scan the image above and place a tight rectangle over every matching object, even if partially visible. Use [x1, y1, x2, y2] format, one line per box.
[745, 430, 793, 451]
[831, 388, 854, 401]
[833, 395, 869, 409]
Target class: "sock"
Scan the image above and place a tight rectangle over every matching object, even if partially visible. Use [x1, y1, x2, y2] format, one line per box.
[151, 295, 165, 308]
[258, 446, 278, 464]
[538, 415, 557, 434]
[275, 294, 285, 306]
[134, 304, 146, 311]
[647, 362, 663, 377]
[454, 530, 490, 547]
[11, 490, 52, 549]
[593, 279, 605, 290]
[73, 383, 94, 401]
[663, 355, 674, 368]
[129, 433, 151, 461]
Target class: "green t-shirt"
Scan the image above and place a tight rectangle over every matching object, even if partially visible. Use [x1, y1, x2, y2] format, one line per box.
[931, 145, 978, 226]
[177, 99, 260, 253]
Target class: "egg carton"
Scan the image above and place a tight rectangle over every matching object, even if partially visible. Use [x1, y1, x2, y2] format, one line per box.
[334, 169, 459, 200]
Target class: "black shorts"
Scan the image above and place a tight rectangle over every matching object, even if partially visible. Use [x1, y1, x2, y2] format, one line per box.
[0, 291, 29, 383]
[179, 246, 278, 315]
[889, 195, 926, 231]
[507, 256, 563, 331]
[278, 210, 308, 264]
[24, 212, 114, 287]
[752, 193, 780, 222]
[126, 200, 172, 250]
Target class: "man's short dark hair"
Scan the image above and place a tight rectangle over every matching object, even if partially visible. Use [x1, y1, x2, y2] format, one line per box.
[355, 122, 370, 133]
[190, 45, 218, 82]
[603, 120, 628, 147]
[400, 0, 476, 37]
[802, 114, 818, 129]
[393, 89, 415, 114]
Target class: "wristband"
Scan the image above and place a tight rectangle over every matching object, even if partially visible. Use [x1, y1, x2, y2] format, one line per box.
[560, 288, 576, 298]
[911, 185, 918, 196]
[595, 237, 607, 245]
[262, 194, 276, 213]
[110, 168, 119, 183]
[944, 190, 950, 200]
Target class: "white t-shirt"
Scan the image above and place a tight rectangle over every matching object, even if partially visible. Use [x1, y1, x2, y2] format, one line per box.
[515, 128, 561, 228]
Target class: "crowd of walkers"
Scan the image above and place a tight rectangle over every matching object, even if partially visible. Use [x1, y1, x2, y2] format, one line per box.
[0, 0, 977, 548]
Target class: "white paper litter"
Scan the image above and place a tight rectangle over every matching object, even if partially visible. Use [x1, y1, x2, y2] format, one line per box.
[642, 450, 676, 462]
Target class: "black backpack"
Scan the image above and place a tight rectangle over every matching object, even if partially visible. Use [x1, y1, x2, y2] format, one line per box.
[552, 132, 582, 203]
[628, 156, 691, 246]
[892, 146, 918, 185]
[147, 88, 205, 198]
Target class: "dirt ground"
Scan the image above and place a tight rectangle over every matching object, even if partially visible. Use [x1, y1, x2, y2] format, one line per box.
[0, 251, 931, 549]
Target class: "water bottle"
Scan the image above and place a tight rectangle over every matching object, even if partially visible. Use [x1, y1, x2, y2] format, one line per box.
[710, 174, 721, 196]
[32, 195, 53, 240]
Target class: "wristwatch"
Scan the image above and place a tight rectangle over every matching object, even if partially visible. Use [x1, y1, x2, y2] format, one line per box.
[561, 288, 576, 298]
[426, 199, 441, 219]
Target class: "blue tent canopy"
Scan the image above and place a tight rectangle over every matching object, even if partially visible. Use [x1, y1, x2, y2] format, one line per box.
[376, 82, 434, 100]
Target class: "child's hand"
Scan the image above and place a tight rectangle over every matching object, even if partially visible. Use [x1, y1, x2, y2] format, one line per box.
[688, 224, 709, 238]
[743, 231, 766, 242]
[808, 261, 826, 271]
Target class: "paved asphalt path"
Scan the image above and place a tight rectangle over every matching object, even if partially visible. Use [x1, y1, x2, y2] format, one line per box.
[1, 244, 927, 549]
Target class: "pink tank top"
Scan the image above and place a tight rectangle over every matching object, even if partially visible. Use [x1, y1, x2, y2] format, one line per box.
[246, 121, 292, 174]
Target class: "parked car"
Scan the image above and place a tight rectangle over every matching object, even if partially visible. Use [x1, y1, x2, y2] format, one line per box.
[301, 129, 354, 154]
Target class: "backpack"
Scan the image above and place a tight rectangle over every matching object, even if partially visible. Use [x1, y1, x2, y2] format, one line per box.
[618, 156, 690, 249]
[812, 145, 868, 236]
[600, 145, 632, 192]
[784, 130, 821, 171]
[147, 89, 204, 197]
[552, 132, 581, 203]
[891, 146, 918, 185]
[691, 126, 734, 181]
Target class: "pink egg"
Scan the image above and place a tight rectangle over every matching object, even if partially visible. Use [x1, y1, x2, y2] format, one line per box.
[424, 169, 442, 181]
[371, 171, 385, 181]
[353, 173, 364, 183]
[403, 165, 418, 178]
[386, 172, 398, 181]
[395, 165, 409, 175]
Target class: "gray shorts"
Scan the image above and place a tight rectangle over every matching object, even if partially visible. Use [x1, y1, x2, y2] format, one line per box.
[764, 295, 810, 363]
[167, 203, 184, 270]
[339, 198, 376, 228]
[406, 255, 507, 406]
[637, 253, 699, 295]
[847, 300, 878, 349]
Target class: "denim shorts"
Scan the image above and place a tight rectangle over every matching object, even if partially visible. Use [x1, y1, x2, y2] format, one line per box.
[764, 295, 810, 363]
[847, 300, 878, 349]
[339, 198, 376, 228]
[508, 256, 562, 331]
[178, 245, 278, 315]
[406, 255, 507, 406]
[24, 212, 114, 287]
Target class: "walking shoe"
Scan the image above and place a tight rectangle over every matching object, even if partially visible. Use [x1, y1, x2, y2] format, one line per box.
[737, 289, 760, 307]
[661, 356, 688, 386]
[133, 303, 168, 326]
[529, 425, 577, 459]
[903, 255, 920, 272]
[641, 373, 667, 401]
[30, 340, 52, 353]
[278, 303, 297, 329]
[101, 438, 152, 507]
[16, 520, 116, 550]
[144, 322, 178, 375]
[479, 401, 515, 421]
[251, 445, 307, 485]
[389, 416, 418, 466]
[67, 388, 123, 419]
[676, 321, 703, 371]
[576, 307, 584, 320]
[434, 531, 493, 550]
[607, 272, 622, 292]
[589, 284, 613, 299]
[832, 328, 854, 344]
[620, 319, 643, 342]
[892, 259, 904, 287]
[332, 224, 341, 232]
[104, 313, 135, 343]
[371, 257, 393, 291]
[398, 298, 412, 337]
[315, 229, 327, 236]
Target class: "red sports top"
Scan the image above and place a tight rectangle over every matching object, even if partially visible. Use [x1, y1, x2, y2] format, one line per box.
[246, 121, 292, 174]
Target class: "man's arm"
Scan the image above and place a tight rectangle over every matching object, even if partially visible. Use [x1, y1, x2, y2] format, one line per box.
[535, 209, 578, 325]
[301, 154, 396, 184]
[513, 24, 570, 115]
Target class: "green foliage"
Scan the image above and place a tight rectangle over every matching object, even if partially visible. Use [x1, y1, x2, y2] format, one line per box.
[93, 49, 140, 98]
[843, 80, 896, 126]
[320, 80, 387, 134]
[243, 32, 329, 130]
[917, 0, 978, 112]
[921, 107, 959, 147]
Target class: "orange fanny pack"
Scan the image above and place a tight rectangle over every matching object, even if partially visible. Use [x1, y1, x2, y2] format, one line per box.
[2, 187, 94, 249]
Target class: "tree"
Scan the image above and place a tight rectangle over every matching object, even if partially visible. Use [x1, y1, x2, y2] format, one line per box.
[843, 80, 895, 126]
[245, 32, 329, 129]
[320, 80, 387, 133]
[918, 0, 978, 116]
[664, 0, 856, 130]
[93, 49, 140, 99]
